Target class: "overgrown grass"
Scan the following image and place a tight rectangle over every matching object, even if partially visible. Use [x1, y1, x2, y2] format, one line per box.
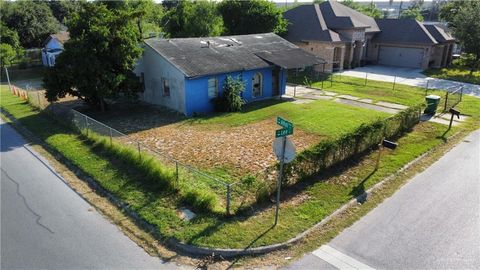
[1, 86, 464, 249]
[187, 98, 389, 137]
[423, 59, 480, 85]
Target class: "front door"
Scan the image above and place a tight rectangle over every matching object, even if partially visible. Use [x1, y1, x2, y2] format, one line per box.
[272, 68, 280, 96]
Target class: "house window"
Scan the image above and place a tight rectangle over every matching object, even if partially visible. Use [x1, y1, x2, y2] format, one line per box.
[208, 77, 218, 98]
[252, 72, 262, 98]
[162, 78, 170, 96]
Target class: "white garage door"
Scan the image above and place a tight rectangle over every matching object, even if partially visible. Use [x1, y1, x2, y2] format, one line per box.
[378, 46, 424, 68]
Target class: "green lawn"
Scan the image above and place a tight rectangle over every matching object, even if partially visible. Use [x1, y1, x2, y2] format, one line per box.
[187, 98, 389, 137]
[1, 86, 464, 249]
[423, 65, 480, 85]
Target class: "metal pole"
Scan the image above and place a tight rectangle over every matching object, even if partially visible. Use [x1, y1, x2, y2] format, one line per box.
[392, 75, 397, 91]
[4, 67, 12, 93]
[448, 112, 454, 130]
[330, 72, 333, 87]
[444, 92, 449, 111]
[226, 184, 231, 216]
[425, 80, 429, 94]
[175, 161, 179, 184]
[294, 85, 296, 97]
[37, 91, 41, 109]
[274, 136, 287, 226]
[364, 72, 368, 86]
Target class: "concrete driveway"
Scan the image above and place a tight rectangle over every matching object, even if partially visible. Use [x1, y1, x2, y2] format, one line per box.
[337, 65, 480, 97]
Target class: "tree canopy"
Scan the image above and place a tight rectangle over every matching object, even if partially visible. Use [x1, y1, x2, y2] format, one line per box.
[0, 22, 23, 67]
[43, 2, 142, 111]
[1, 0, 61, 48]
[165, 0, 223, 38]
[218, 0, 287, 35]
[45, 0, 84, 24]
[339, 0, 383, 19]
[399, 7, 424, 21]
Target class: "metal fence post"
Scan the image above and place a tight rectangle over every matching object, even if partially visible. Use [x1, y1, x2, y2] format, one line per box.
[4, 67, 12, 93]
[330, 73, 333, 87]
[392, 75, 397, 91]
[226, 184, 231, 216]
[364, 72, 368, 86]
[175, 161, 179, 185]
[425, 80, 429, 95]
[37, 91, 41, 109]
[444, 91, 449, 111]
[294, 85, 296, 97]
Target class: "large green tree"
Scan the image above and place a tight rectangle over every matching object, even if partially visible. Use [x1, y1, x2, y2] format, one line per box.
[218, 0, 287, 35]
[339, 0, 382, 19]
[399, 7, 424, 21]
[45, 0, 84, 24]
[1, 0, 60, 48]
[165, 0, 223, 38]
[43, 2, 142, 111]
[445, 1, 480, 74]
[126, 0, 165, 39]
[0, 22, 23, 67]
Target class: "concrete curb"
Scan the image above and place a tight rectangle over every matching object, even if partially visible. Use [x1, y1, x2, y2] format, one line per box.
[0, 106, 461, 258]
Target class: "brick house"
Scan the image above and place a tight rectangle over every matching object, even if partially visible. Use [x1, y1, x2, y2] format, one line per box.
[283, 1, 455, 72]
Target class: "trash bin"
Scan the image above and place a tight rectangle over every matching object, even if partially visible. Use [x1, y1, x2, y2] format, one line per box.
[424, 95, 441, 115]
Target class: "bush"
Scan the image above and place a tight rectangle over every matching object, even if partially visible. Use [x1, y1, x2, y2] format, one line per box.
[282, 104, 423, 186]
[213, 76, 245, 112]
[181, 187, 218, 213]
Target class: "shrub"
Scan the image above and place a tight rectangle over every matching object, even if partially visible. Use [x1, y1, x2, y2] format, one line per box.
[214, 76, 245, 112]
[181, 187, 218, 213]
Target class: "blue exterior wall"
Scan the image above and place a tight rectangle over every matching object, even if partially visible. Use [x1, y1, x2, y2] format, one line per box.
[184, 67, 287, 116]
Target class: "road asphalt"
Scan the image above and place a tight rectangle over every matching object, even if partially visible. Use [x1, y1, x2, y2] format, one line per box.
[285, 129, 480, 269]
[0, 119, 189, 269]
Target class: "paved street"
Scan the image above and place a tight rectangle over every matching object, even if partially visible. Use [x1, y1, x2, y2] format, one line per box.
[338, 65, 480, 97]
[286, 129, 480, 269]
[0, 119, 187, 269]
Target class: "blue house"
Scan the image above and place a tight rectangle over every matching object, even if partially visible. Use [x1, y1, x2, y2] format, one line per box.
[41, 31, 69, 67]
[135, 33, 325, 116]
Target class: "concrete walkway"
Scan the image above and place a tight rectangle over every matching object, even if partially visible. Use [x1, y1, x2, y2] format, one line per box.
[285, 84, 468, 126]
[337, 65, 480, 97]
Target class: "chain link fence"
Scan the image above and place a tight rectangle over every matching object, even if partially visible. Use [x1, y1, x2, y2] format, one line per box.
[13, 86, 245, 215]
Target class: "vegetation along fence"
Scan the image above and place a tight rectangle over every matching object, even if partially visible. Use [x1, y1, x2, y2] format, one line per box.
[443, 85, 463, 111]
[13, 87, 244, 216]
[276, 104, 424, 188]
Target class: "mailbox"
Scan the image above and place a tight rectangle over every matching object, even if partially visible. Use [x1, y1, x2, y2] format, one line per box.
[449, 108, 460, 119]
[382, 139, 398, 150]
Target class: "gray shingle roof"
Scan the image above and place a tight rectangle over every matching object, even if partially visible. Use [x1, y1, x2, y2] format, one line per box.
[144, 33, 325, 78]
[373, 19, 437, 45]
[319, 1, 380, 32]
[424, 24, 455, 43]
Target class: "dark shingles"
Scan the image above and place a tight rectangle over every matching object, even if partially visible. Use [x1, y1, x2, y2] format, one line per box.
[320, 1, 380, 32]
[424, 24, 455, 43]
[144, 33, 324, 78]
[373, 19, 438, 45]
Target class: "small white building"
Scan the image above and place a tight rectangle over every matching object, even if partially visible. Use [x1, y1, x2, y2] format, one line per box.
[41, 31, 69, 67]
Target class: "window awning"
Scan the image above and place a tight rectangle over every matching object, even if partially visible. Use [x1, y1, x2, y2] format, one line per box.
[255, 49, 326, 69]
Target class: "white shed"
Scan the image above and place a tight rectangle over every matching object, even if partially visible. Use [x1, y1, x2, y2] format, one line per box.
[41, 31, 70, 67]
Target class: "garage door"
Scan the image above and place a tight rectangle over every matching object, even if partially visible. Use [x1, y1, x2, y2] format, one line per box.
[378, 46, 424, 68]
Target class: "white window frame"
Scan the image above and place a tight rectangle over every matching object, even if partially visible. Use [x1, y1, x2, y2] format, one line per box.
[252, 72, 263, 98]
[207, 77, 218, 99]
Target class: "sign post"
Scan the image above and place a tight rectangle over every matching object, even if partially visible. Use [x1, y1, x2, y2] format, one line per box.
[273, 117, 295, 226]
[375, 139, 398, 170]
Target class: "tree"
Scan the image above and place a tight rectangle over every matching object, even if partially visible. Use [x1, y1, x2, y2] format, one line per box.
[1, 0, 60, 48]
[126, 0, 165, 39]
[165, 0, 223, 38]
[43, 2, 142, 111]
[399, 7, 424, 21]
[0, 22, 23, 67]
[339, 0, 382, 19]
[218, 0, 287, 35]
[449, 2, 480, 74]
[45, 0, 84, 24]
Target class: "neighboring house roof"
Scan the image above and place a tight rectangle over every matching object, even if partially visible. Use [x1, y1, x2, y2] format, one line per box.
[284, 4, 342, 42]
[283, 1, 379, 43]
[43, 31, 70, 47]
[144, 33, 326, 78]
[423, 24, 455, 43]
[373, 19, 438, 45]
[319, 1, 380, 32]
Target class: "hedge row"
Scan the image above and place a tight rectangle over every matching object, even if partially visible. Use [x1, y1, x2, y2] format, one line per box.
[281, 104, 423, 186]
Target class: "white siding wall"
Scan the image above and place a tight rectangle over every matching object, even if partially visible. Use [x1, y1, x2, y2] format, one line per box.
[135, 46, 186, 114]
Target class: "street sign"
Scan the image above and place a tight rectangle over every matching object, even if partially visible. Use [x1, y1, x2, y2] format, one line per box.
[273, 137, 296, 163]
[276, 117, 294, 138]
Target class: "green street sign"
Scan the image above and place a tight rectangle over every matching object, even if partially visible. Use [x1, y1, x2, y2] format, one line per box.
[275, 117, 294, 138]
[277, 117, 293, 130]
[276, 128, 293, 138]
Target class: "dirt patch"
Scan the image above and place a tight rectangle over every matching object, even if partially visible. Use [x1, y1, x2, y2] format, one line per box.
[131, 118, 320, 177]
